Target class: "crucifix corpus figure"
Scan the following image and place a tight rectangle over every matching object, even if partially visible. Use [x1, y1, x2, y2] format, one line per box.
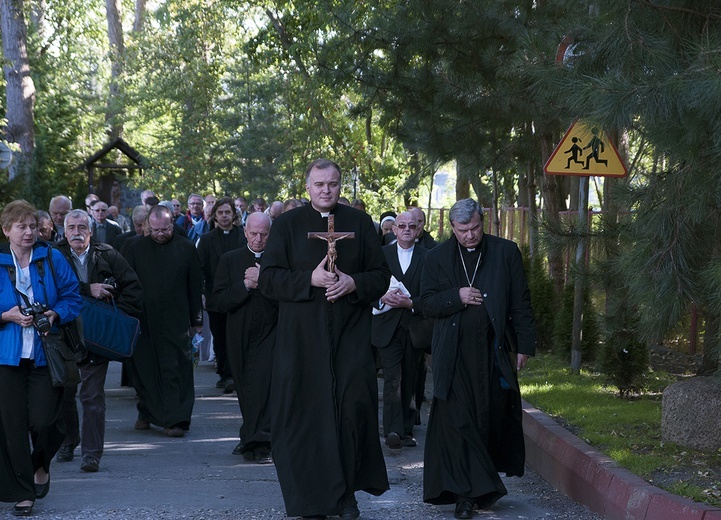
[308, 214, 355, 273]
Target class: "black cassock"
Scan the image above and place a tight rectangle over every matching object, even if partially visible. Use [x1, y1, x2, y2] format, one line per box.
[212, 247, 277, 454]
[420, 235, 537, 509]
[124, 234, 203, 429]
[259, 203, 391, 518]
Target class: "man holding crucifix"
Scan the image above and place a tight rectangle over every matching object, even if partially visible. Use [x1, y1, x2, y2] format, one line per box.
[260, 158, 391, 520]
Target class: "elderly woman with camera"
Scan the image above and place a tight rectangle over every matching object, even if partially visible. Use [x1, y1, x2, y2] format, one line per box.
[0, 200, 81, 516]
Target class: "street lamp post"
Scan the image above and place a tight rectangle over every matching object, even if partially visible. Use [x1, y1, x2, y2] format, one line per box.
[351, 166, 359, 199]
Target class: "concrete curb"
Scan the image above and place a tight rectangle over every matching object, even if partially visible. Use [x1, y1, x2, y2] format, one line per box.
[522, 400, 721, 520]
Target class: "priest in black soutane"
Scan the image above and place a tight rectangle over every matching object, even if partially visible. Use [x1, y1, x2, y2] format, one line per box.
[259, 158, 390, 520]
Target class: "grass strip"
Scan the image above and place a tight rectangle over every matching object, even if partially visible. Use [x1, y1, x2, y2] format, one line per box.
[520, 352, 721, 507]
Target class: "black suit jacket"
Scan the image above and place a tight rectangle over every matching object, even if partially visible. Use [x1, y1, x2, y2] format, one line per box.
[371, 243, 433, 350]
[92, 221, 122, 244]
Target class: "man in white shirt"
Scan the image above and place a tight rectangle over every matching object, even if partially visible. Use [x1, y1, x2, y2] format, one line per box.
[371, 211, 434, 449]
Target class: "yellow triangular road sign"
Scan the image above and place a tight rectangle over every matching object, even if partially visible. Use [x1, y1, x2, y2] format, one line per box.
[544, 120, 627, 177]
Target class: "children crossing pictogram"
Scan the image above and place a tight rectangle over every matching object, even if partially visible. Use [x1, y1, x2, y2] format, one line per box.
[545, 120, 627, 177]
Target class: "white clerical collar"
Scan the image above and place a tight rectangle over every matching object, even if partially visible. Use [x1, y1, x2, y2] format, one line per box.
[247, 244, 263, 258]
[466, 247, 476, 252]
[320, 212, 330, 218]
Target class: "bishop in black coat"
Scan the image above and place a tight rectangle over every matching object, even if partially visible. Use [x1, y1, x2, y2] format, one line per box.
[259, 193, 390, 517]
[420, 199, 536, 514]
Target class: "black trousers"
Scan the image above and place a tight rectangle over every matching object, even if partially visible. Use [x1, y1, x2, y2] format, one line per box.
[207, 311, 230, 379]
[60, 359, 110, 460]
[0, 361, 65, 503]
[377, 327, 424, 437]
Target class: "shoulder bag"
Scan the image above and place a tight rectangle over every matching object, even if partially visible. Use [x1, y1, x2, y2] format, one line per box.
[80, 295, 140, 360]
[41, 331, 82, 387]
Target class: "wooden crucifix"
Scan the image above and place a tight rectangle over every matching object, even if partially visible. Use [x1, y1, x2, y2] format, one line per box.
[308, 215, 355, 273]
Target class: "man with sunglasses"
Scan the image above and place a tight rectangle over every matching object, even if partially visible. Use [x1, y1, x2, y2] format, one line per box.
[371, 211, 433, 450]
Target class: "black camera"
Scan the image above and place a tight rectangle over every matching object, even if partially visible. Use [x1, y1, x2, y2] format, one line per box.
[103, 277, 118, 290]
[20, 302, 52, 334]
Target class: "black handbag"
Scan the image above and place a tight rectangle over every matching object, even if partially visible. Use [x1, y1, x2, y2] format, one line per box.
[41, 331, 82, 387]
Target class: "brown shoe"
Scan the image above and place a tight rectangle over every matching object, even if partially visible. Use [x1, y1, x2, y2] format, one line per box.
[162, 426, 185, 438]
[134, 418, 150, 430]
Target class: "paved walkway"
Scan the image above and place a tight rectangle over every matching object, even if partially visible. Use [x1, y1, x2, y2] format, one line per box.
[1, 361, 601, 519]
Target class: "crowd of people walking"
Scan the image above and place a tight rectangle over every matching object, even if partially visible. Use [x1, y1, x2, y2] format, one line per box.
[0, 158, 536, 519]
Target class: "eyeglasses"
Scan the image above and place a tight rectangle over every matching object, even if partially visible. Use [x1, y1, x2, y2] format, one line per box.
[148, 225, 173, 235]
[395, 224, 417, 230]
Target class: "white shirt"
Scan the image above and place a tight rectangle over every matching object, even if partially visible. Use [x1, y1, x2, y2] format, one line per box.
[396, 243, 414, 274]
[11, 249, 36, 359]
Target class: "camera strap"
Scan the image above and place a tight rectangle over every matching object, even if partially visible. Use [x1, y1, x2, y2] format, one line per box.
[4, 254, 49, 309]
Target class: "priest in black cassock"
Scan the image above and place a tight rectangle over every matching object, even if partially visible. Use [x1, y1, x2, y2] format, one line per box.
[419, 198, 537, 520]
[124, 205, 203, 438]
[259, 158, 391, 520]
[212, 211, 277, 464]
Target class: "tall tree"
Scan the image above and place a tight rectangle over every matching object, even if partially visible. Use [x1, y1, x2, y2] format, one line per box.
[1, 0, 35, 181]
[105, 0, 124, 138]
[532, 0, 721, 373]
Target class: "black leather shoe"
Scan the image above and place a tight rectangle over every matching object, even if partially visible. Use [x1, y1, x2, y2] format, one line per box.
[34, 475, 49, 499]
[340, 493, 359, 520]
[56, 444, 75, 462]
[80, 455, 100, 472]
[401, 434, 417, 447]
[254, 449, 272, 465]
[232, 442, 244, 455]
[134, 417, 150, 430]
[13, 501, 34, 516]
[385, 432, 402, 449]
[454, 497, 474, 519]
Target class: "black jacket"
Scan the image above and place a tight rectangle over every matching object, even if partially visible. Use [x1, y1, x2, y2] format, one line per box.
[55, 239, 143, 317]
[371, 243, 433, 350]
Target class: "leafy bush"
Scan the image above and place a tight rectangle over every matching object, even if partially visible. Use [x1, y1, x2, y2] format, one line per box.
[552, 282, 601, 363]
[599, 316, 649, 396]
[523, 249, 557, 351]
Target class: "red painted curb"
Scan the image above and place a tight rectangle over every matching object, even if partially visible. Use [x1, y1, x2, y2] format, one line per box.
[522, 400, 721, 520]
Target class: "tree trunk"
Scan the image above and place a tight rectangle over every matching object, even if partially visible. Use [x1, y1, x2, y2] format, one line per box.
[539, 131, 566, 295]
[106, 0, 125, 138]
[455, 160, 471, 201]
[699, 313, 720, 376]
[1, 0, 36, 181]
[29, 0, 47, 41]
[133, 0, 147, 32]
